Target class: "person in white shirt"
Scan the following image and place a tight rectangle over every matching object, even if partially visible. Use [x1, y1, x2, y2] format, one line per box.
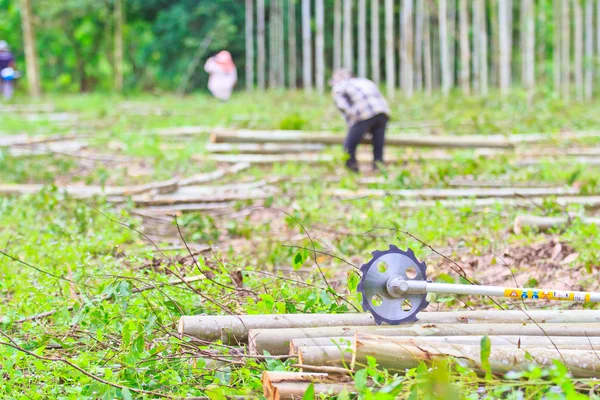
[204, 51, 237, 101]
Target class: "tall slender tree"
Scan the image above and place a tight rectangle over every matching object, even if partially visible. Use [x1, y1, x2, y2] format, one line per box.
[257, 0, 266, 89]
[448, 0, 456, 87]
[385, 0, 395, 97]
[525, 0, 535, 101]
[499, 0, 510, 94]
[574, 0, 584, 101]
[490, 0, 499, 86]
[302, 0, 312, 91]
[371, 0, 381, 84]
[343, 0, 353, 71]
[19, 0, 41, 97]
[459, 0, 470, 94]
[316, 0, 325, 92]
[114, 0, 125, 92]
[270, 0, 277, 88]
[553, 0, 562, 92]
[424, 0, 433, 94]
[415, 0, 424, 91]
[288, 0, 297, 89]
[472, 0, 480, 92]
[479, 0, 488, 95]
[520, 0, 527, 84]
[401, 0, 414, 96]
[334, 0, 342, 71]
[246, 0, 254, 90]
[358, 0, 367, 77]
[585, 0, 594, 100]
[439, 0, 451, 95]
[277, 0, 285, 86]
[562, 0, 571, 100]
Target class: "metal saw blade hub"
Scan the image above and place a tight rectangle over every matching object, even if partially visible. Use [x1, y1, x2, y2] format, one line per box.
[357, 245, 429, 325]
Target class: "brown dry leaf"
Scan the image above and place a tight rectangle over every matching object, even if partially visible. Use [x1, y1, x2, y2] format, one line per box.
[562, 253, 579, 265]
[550, 242, 562, 261]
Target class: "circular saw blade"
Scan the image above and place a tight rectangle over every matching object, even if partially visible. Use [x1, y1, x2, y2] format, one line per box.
[357, 245, 429, 325]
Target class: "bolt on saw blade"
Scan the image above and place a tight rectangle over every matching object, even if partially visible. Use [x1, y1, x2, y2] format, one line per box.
[357, 245, 429, 325]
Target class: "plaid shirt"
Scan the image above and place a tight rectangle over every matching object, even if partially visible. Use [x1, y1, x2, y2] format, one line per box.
[332, 78, 390, 127]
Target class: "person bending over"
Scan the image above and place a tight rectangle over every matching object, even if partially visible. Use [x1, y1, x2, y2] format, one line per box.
[331, 69, 390, 173]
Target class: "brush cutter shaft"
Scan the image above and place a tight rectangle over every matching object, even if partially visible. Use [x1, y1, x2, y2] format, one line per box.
[388, 278, 600, 303]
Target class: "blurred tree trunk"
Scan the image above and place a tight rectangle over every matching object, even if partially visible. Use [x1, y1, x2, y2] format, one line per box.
[525, 0, 535, 104]
[554, 0, 562, 92]
[372, 0, 381, 84]
[19, 0, 41, 97]
[277, 0, 285, 86]
[490, 0, 499, 87]
[472, 0, 479, 92]
[562, 0, 571, 100]
[439, 0, 451, 95]
[499, 0, 510, 94]
[448, 0, 456, 87]
[520, 0, 527, 84]
[302, 0, 312, 91]
[246, 0, 254, 90]
[343, 0, 353, 71]
[269, 0, 277, 88]
[288, 0, 297, 89]
[358, 0, 366, 77]
[334, 0, 342, 71]
[401, 0, 413, 96]
[537, 0, 547, 81]
[414, 0, 423, 90]
[424, 0, 432, 94]
[574, 0, 584, 101]
[459, 0, 469, 94]
[585, 0, 593, 100]
[114, 0, 124, 92]
[385, 0, 395, 97]
[258, 0, 266, 89]
[478, 0, 488, 95]
[316, 0, 325, 91]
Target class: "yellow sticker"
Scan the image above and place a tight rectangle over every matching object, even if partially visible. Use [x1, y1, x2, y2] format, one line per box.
[585, 293, 591, 302]
[504, 288, 523, 298]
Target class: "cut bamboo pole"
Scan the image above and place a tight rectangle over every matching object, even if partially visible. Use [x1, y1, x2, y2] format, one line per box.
[297, 345, 353, 368]
[371, 0, 381, 84]
[207, 152, 455, 164]
[250, 322, 600, 355]
[332, 187, 580, 200]
[292, 335, 600, 352]
[352, 334, 600, 377]
[262, 372, 355, 400]
[180, 310, 600, 346]
[514, 215, 600, 234]
[393, 195, 600, 210]
[211, 130, 516, 149]
[206, 143, 326, 154]
[448, 179, 553, 188]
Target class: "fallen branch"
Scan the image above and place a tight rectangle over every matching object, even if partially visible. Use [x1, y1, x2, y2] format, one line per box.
[249, 322, 600, 355]
[333, 187, 580, 200]
[261, 371, 356, 400]
[393, 195, 600, 210]
[352, 333, 600, 378]
[513, 215, 600, 234]
[179, 310, 600, 347]
[210, 129, 516, 149]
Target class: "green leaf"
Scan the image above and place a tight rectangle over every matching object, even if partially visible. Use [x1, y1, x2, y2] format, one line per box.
[121, 388, 132, 400]
[480, 335, 492, 380]
[302, 383, 315, 400]
[354, 369, 368, 390]
[293, 251, 307, 271]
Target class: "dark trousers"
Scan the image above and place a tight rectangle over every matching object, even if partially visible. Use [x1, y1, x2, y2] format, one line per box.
[344, 113, 389, 163]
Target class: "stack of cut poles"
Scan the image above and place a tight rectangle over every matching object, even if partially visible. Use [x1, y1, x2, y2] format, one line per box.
[179, 310, 600, 399]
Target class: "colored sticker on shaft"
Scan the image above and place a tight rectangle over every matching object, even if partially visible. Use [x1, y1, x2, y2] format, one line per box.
[505, 289, 592, 302]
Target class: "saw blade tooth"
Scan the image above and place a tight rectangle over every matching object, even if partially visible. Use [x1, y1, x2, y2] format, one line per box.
[371, 250, 384, 259]
[388, 244, 400, 252]
[405, 247, 416, 258]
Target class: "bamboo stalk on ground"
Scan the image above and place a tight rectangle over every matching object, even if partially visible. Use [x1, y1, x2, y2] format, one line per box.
[393, 195, 600, 210]
[206, 143, 326, 154]
[250, 322, 600, 355]
[211, 130, 516, 148]
[514, 214, 600, 234]
[332, 187, 580, 200]
[352, 334, 600, 377]
[262, 372, 356, 400]
[297, 345, 353, 368]
[292, 335, 600, 353]
[179, 310, 600, 346]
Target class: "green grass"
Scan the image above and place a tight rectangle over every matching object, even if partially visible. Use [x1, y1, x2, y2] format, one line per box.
[0, 91, 599, 398]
